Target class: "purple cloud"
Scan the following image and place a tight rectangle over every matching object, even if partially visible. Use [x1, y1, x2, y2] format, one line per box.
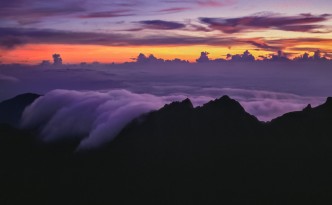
[79, 9, 135, 18]
[197, 0, 235, 7]
[136, 20, 186, 30]
[158, 7, 191, 14]
[162, 0, 236, 8]
[21, 89, 165, 150]
[20, 87, 326, 150]
[0, 27, 239, 49]
[245, 39, 282, 51]
[0, 0, 85, 24]
[200, 13, 331, 33]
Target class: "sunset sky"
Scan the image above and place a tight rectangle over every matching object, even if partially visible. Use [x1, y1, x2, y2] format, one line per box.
[1, 0, 332, 64]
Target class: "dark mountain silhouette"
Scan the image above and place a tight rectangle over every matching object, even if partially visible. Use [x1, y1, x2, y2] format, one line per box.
[1, 94, 332, 204]
[0, 93, 40, 127]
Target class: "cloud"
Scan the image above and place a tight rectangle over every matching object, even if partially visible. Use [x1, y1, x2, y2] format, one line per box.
[162, 0, 236, 8]
[0, 0, 236, 26]
[1, 60, 330, 150]
[200, 13, 331, 33]
[18, 88, 209, 150]
[20, 89, 211, 150]
[0, 0, 85, 24]
[157, 7, 191, 14]
[0, 27, 133, 49]
[226, 50, 255, 62]
[21, 89, 165, 150]
[1, 46, 331, 156]
[0, 36, 26, 49]
[265, 38, 332, 50]
[201, 87, 324, 121]
[134, 20, 186, 30]
[186, 24, 212, 32]
[1, 24, 332, 51]
[196, 0, 235, 7]
[245, 39, 283, 51]
[20, 87, 326, 150]
[79, 10, 135, 18]
[0, 27, 240, 49]
[0, 74, 19, 83]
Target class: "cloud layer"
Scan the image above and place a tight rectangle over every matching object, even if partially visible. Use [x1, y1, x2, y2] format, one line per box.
[20, 87, 325, 150]
[21, 89, 165, 150]
[2, 61, 331, 150]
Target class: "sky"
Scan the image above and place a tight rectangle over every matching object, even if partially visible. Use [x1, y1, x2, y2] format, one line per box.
[1, 0, 332, 64]
[1, 0, 332, 148]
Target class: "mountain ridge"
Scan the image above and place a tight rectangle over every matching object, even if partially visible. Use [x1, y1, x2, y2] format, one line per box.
[1, 93, 332, 204]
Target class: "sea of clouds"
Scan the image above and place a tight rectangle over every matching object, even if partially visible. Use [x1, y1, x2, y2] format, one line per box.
[1, 62, 331, 149]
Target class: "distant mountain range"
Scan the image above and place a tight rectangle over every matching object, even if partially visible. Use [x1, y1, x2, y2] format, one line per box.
[1, 93, 332, 204]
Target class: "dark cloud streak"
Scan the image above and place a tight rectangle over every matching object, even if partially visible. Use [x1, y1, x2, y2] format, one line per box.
[135, 20, 186, 30]
[79, 10, 135, 18]
[157, 7, 191, 14]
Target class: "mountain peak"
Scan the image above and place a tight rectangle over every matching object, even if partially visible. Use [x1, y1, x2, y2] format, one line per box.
[316, 97, 332, 110]
[161, 98, 193, 111]
[182, 98, 193, 107]
[326, 97, 332, 105]
[216, 95, 238, 104]
[303, 104, 312, 111]
[203, 95, 245, 112]
[219, 95, 231, 101]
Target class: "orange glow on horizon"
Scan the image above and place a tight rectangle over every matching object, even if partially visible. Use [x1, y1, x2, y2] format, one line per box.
[1, 43, 330, 64]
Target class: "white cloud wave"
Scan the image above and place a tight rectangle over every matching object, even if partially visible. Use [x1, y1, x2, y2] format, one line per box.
[0, 74, 19, 83]
[21, 89, 165, 150]
[21, 88, 325, 150]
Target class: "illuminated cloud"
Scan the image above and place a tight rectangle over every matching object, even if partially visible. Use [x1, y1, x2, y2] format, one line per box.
[1, 26, 332, 58]
[264, 38, 332, 53]
[21, 89, 165, 150]
[245, 39, 282, 51]
[19, 87, 326, 149]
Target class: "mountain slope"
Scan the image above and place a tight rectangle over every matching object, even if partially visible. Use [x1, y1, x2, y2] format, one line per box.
[1, 94, 332, 204]
[0, 93, 40, 127]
